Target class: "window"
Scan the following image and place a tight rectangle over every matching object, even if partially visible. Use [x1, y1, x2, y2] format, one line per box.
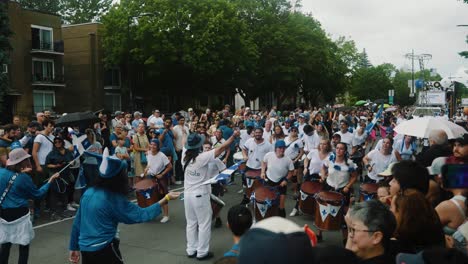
[31, 25, 53, 50]
[104, 93, 121, 112]
[32, 59, 54, 82]
[33, 90, 55, 113]
[104, 68, 121, 87]
[2, 64, 6, 74]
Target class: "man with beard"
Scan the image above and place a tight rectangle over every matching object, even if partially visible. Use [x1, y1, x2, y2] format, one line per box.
[241, 127, 273, 204]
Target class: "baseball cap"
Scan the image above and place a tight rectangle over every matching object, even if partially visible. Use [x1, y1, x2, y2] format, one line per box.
[114, 110, 123, 116]
[188, 108, 193, 112]
[454, 134, 468, 146]
[427, 157, 447, 175]
[275, 140, 286, 148]
[154, 109, 160, 113]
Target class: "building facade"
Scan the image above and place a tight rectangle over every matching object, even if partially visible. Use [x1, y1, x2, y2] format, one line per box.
[6, 1, 65, 122]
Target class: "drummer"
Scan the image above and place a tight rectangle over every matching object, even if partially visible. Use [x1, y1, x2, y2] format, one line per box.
[362, 136, 398, 183]
[284, 126, 304, 198]
[261, 140, 295, 218]
[241, 127, 273, 205]
[320, 142, 358, 240]
[143, 139, 173, 223]
[290, 139, 332, 217]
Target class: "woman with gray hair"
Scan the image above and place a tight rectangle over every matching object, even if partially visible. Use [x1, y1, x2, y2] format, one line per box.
[345, 200, 396, 264]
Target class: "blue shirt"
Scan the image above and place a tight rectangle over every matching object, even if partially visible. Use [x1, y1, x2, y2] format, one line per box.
[109, 133, 119, 155]
[0, 168, 50, 209]
[69, 187, 162, 251]
[219, 125, 235, 151]
[224, 243, 240, 257]
[158, 129, 177, 161]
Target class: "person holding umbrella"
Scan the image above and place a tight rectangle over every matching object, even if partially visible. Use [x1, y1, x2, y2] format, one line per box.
[0, 148, 60, 264]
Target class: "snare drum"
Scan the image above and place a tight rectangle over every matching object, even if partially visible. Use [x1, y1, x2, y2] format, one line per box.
[233, 152, 246, 172]
[253, 186, 279, 221]
[314, 191, 344, 231]
[299, 181, 323, 215]
[135, 179, 160, 208]
[245, 169, 262, 197]
[359, 183, 379, 202]
[210, 194, 225, 220]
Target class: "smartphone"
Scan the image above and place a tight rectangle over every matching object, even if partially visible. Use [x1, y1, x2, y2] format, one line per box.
[441, 164, 468, 189]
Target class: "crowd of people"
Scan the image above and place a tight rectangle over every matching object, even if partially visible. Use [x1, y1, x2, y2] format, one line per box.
[0, 103, 467, 264]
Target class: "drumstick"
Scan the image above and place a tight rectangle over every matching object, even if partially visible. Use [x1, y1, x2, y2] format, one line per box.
[43, 146, 92, 182]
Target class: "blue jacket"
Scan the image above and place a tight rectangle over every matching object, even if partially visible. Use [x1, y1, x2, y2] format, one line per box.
[0, 168, 50, 209]
[69, 187, 162, 252]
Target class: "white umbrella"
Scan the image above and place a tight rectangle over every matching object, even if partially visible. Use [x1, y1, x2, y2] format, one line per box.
[394, 117, 467, 139]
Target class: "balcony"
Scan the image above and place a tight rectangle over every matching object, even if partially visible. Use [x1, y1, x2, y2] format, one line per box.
[31, 74, 65, 87]
[31, 40, 64, 55]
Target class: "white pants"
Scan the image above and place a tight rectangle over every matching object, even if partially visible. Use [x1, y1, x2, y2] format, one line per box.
[184, 192, 212, 257]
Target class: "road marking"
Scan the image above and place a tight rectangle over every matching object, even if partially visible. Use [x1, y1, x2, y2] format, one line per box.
[33, 199, 138, 229]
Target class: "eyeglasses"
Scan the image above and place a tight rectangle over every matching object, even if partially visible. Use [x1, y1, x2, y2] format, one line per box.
[347, 226, 376, 236]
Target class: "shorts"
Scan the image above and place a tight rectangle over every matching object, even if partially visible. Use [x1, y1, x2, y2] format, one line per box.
[265, 178, 286, 195]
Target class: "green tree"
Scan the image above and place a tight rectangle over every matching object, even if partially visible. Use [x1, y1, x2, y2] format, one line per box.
[357, 48, 372, 69]
[349, 64, 394, 101]
[61, 0, 113, 24]
[16, 0, 62, 15]
[0, 1, 12, 123]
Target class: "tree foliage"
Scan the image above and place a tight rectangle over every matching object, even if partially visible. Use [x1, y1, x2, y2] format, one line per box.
[16, 0, 112, 24]
[101, 0, 351, 108]
[61, 0, 112, 24]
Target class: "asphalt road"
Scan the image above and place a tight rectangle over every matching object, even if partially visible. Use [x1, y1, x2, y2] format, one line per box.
[8, 177, 344, 264]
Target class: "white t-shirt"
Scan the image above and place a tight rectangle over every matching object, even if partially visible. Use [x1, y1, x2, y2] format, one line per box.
[306, 149, 330, 175]
[352, 130, 367, 147]
[366, 149, 398, 182]
[239, 129, 252, 149]
[207, 158, 226, 178]
[281, 126, 290, 136]
[324, 158, 357, 189]
[147, 115, 163, 128]
[182, 149, 216, 195]
[34, 134, 54, 165]
[147, 151, 170, 176]
[211, 136, 226, 159]
[263, 129, 273, 143]
[173, 125, 189, 151]
[243, 138, 273, 169]
[284, 136, 303, 160]
[263, 152, 294, 183]
[302, 132, 320, 152]
[336, 131, 353, 150]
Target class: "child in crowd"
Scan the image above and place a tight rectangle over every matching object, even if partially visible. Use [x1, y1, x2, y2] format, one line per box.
[377, 182, 391, 205]
[224, 205, 253, 257]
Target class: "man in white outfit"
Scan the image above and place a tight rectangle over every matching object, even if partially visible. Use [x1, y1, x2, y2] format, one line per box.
[182, 131, 239, 261]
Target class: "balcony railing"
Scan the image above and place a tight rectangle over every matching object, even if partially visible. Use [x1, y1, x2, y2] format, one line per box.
[31, 40, 64, 53]
[32, 74, 65, 84]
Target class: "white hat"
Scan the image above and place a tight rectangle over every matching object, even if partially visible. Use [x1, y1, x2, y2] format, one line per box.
[6, 148, 31, 166]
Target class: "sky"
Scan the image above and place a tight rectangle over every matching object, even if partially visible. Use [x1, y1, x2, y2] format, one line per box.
[301, 0, 468, 77]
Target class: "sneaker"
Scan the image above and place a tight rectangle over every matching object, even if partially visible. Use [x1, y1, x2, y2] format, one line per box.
[50, 213, 63, 221]
[175, 181, 182, 185]
[187, 252, 197, 258]
[289, 208, 298, 217]
[197, 252, 214, 261]
[67, 204, 77, 211]
[160, 216, 170, 223]
[70, 202, 80, 208]
[237, 189, 244, 194]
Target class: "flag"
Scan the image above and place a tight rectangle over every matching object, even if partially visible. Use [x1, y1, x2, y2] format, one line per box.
[71, 133, 87, 157]
[365, 103, 384, 136]
[202, 161, 243, 185]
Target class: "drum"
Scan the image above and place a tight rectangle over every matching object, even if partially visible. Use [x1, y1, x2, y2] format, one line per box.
[210, 194, 225, 220]
[359, 183, 379, 202]
[135, 179, 160, 208]
[314, 191, 344, 231]
[245, 169, 262, 198]
[299, 181, 323, 215]
[253, 186, 279, 221]
[233, 152, 246, 172]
